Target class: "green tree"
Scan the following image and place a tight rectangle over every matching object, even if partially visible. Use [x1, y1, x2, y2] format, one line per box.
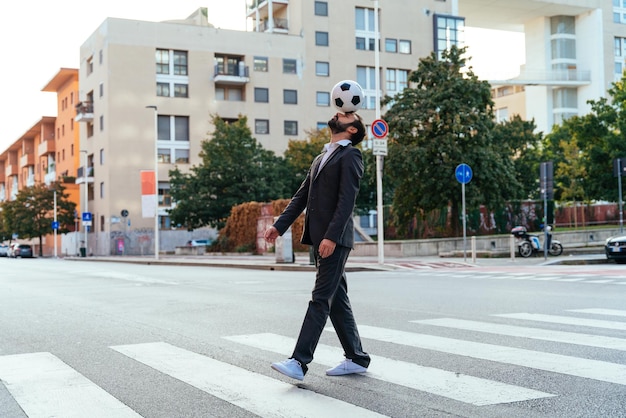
[283, 128, 329, 193]
[2, 183, 76, 256]
[383, 46, 520, 236]
[168, 115, 290, 230]
[491, 115, 544, 200]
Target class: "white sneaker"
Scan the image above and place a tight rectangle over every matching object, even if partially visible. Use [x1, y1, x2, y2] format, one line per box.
[326, 359, 367, 376]
[271, 358, 304, 381]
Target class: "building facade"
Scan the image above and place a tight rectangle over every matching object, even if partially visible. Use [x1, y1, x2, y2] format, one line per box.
[461, 0, 626, 132]
[74, 1, 461, 255]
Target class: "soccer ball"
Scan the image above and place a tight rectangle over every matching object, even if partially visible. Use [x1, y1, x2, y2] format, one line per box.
[331, 80, 364, 114]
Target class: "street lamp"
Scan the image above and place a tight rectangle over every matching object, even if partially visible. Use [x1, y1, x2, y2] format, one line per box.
[146, 105, 159, 260]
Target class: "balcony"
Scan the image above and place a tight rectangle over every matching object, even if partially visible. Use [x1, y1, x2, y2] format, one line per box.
[44, 168, 56, 185]
[75, 101, 94, 122]
[75, 166, 94, 184]
[256, 18, 289, 33]
[213, 64, 250, 86]
[26, 175, 35, 187]
[486, 68, 591, 87]
[5, 164, 17, 178]
[20, 153, 34, 168]
[38, 139, 55, 156]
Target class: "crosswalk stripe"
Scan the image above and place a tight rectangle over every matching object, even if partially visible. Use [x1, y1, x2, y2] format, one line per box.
[353, 325, 626, 385]
[111, 342, 386, 418]
[412, 318, 626, 351]
[494, 313, 626, 331]
[0, 352, 141, 418]
[567, 308, 626, 317]
[225, 333, 554, 406]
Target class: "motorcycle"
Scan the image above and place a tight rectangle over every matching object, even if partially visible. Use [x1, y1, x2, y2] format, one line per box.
[511, 225, 563, 258]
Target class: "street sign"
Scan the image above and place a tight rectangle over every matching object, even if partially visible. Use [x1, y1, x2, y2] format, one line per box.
[455, 163, 473, 184]
[371, 119, 389, 139]
[82, 212, 92, 227]
[51, 221, 59, 230]
[373, 138, 388, 156]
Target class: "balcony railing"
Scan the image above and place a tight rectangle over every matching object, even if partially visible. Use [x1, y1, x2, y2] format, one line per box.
[485, 68, 592, 87]
[75, 166, 94, 184]
[256, 18, 288, 32]
[75, 101, 94, 122]
[213, 64, 250, 85]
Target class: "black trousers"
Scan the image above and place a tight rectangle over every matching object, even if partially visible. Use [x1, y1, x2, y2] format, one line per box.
[291, 245, 370, 374]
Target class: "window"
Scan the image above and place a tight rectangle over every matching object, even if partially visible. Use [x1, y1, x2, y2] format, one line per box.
[283, 59, 297, 74]
[284, 120, 298, 136]
[434, 15, 465, 60]
[157, 82, 170, 97]
[283, 89, 298, 104]
[254, 56, 268, 72]
[316, 61, 330, 76]
[316, 122, 327, 130]
[99, 82, 104, 97]
[173, 50, 188, 75]
[100, 182, 104, 199]
[385, 39, 397, 53]
[174, 84, 188, 98]
[355, 7, 377, 51]
[87, 56, 93, 75]
[314, 1, 328, 16]
[615, 37, 626, 80]
[157, 115, 190, 164]
[316, 91, 330, 106]
[158, 182, 172, 206]
[216, 86, 244, 101]
[100, 148, 104, 165]
[255, 119, 269, 134]
[156, 49, 189, 97]
[99, 49, 103, 65]
[386, 69, 409, 94]
[399, 39, 411, 54]
[357, 66, 377, 109]
[495, 107, 509, 123]
[175, 149, 189, 164]
[315, 31, 329, 46]
[255, 87, 269, 103]
[99, 115, 104, 131]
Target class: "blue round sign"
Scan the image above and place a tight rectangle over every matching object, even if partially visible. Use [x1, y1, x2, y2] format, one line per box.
[455, 163, 473, 184]
[371, 119, 388, 138]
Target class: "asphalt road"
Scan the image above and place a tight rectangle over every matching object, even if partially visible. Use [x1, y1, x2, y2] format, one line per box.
[0, 258, 624, 417]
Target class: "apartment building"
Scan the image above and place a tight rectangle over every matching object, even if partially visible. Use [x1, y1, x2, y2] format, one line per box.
[460, 0, 626, 132]
[74, 1, 462, 255]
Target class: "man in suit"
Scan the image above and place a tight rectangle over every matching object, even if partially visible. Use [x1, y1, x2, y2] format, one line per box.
[264, 111, 371, 381]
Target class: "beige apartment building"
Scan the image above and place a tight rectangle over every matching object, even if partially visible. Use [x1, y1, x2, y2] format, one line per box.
[75, 0, 463, 255]
[461, 0, 626, 133]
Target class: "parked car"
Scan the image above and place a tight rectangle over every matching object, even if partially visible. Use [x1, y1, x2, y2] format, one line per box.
[0, 244, 8, 257]
[605, 235, 626, 263]
[10, 244, 34, 258]
[187, 239, 212, 247]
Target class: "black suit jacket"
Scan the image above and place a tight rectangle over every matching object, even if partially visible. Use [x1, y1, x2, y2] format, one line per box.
[274, 144, 363, 248]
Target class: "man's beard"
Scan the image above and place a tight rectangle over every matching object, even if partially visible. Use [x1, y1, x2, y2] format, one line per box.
[327, 115, 352, 134]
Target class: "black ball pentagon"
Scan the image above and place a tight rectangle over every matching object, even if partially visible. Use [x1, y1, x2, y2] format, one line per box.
[335, 97, 345, 107]
[351, 96, 361, 106]
[340, 82, 351, 91]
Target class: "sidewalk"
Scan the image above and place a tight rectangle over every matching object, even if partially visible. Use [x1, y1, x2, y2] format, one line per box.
[66, 250, 609, 272]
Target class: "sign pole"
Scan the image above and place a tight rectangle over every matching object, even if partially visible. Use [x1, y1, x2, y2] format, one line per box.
[455, 164, 472, 262]
[619, 158, 623, 234]
[462, 181, 466, 262]
[53, 190, 57, 258]
[373, 0, 384, 264]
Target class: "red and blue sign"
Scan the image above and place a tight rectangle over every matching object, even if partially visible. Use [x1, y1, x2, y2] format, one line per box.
[371, 119, 389, 138]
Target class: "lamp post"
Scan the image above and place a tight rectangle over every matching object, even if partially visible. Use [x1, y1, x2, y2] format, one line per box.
[80, 150, 88, 257]
[373, 0, 384, 265]
[146, 105, 159, 260]
[53, 188, 57, 258]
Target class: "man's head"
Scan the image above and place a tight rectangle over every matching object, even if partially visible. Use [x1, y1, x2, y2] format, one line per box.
[327, 112, 366, 146]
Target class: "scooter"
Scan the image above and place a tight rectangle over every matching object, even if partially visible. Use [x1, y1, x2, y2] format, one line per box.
[511, 225, 563, 258]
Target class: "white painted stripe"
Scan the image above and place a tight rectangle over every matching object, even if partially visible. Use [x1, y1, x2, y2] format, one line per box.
[556, 278, 586, 282]
[111, 342, 385, 418]
[351, 325, 626, 385]
[527, 276, 559, 281]
[225, 333, 553, 406]
[586, 280, 615, 284]
[412, 318, 626, 351]
[0, 352, 140, 418]
[494, 313, 626, 331]
[567, 309, 626, 317]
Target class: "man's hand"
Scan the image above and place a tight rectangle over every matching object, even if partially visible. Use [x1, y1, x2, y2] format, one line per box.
[318, 239, 336, 258]
[264, 226, 279, 243]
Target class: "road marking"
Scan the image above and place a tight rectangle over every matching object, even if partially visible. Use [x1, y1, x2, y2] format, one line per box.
[352, 325, 626, 385]
[586, 279, 616, 284]
[93, 271, 179, 285]
[567, 309, 626, 317]
[494, 313, 626, 331]
[111, 342, 386, 418]
[556, 278, 586, 282]
[412, 318, 626, 351]
[0, 352, 140, 418]
[225, 333, 554, 406]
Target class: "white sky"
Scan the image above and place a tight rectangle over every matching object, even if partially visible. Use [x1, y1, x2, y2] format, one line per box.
[0, 1, 524, 152]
